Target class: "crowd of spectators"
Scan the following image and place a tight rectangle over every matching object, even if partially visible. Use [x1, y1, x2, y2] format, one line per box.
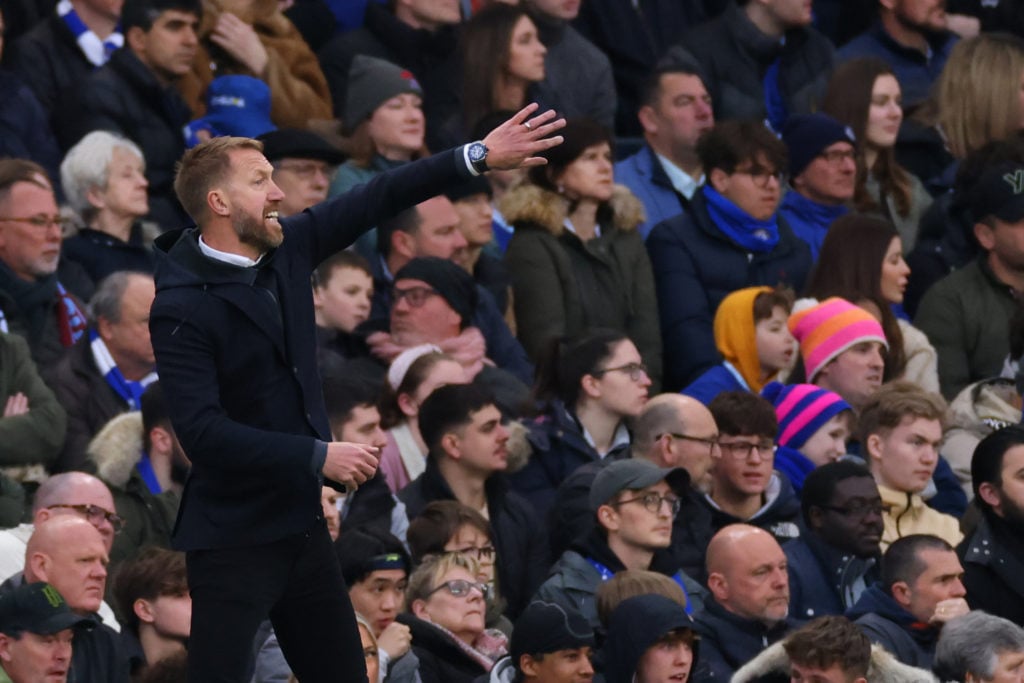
[4, 0, 1024, 681]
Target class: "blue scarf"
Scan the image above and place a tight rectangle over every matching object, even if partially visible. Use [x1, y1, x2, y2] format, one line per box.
[58, 0, 122, 66]
[703, 185, 780, 253]
[779, 190, 847, 261]
[89, 329, 158, 409]
[774, 445, 816, 495]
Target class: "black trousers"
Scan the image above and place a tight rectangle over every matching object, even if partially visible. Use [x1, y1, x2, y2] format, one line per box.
[186, 519, 367, 683]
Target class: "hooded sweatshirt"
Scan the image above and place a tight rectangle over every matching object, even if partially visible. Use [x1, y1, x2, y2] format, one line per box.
[604, 594, 698, 683]
[845, 582, 939, 670]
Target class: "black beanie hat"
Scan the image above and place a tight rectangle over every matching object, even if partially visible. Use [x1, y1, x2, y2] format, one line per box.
[511, 601, 594, 666]
[394, 257, 478, 328]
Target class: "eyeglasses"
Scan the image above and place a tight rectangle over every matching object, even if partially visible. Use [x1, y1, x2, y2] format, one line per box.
[817, 149, 856, 166]
[662, 433, 718, 456]
[275, 161, 337, 182]
[46, 504, 125, 534]
[821, 501, 885, 519]
[592, 362, 648, 382]
[733, 167, 786, 188]
[717, 440, 777, 460]
[614, 492, 682, 517]
[427, 579, 490, 600]
[0, 214, 72, 230]
[449, 545, 496, 562]
[392, 286, 439, 308]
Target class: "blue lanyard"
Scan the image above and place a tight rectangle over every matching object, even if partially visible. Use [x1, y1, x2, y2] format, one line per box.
[586, 557, 693, 614]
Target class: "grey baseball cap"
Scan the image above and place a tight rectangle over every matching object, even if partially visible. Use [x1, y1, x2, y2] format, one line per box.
[589, 459, 690, 512]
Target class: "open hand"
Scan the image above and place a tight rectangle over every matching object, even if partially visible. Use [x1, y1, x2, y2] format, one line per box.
[323, 441, 379, 491]
[482, 103, 566, 170]
[209, 12, 269, 76]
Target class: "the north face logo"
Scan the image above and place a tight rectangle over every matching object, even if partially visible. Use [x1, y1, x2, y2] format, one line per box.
[1003, 169, 1024, 194]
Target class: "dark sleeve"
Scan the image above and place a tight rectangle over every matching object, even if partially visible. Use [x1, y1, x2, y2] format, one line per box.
[7, 33, 58, 112]
[622, 231, 663, 390]
[0, 333, 67, 467]
[914, 281, 970, 400]
[926, 456, 968, 517]
[471, 287, 534, 387]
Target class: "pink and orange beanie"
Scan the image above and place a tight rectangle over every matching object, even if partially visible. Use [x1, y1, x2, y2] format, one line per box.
[788, 297, 888, 382]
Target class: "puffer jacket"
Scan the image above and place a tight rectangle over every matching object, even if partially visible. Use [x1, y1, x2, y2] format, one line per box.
[732, 640, 938, 683]
[942, 378, 1021, 498]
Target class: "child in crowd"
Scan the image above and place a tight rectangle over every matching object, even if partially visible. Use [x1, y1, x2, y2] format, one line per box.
[312, 250, 374, 358]
[683, 286, 796, 405]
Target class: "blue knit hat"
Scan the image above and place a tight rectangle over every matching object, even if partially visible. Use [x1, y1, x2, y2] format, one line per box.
[761, 382, 852, 449]
[781, 113, 856, 178]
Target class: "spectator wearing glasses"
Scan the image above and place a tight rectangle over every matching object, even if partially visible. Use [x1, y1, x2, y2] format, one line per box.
[397, 553, 507, 683]
[646, 121, 812, 391]
[399, 383, 547, 619]
[534, 458, 707, 631]
[257, 128, 345, 219]
[511, 330, 651, 515]
[784, 462, 883, 620]
[702, 391, 801, 545]
[13, 516, 131, 682]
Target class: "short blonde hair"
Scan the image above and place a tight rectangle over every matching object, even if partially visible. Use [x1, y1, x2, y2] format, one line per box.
[857, 380, 948, 442]
[595, 570, 688, 627]
[405, 552, 480, 606]
[173, 136, 263, 223]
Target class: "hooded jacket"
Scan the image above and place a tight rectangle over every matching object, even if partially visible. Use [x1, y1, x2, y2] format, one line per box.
[878, 484, 962, 552]
[942, 378, 1021, 497]
[149, 146, 474, 551]
[603, 594, 700, 683]
[732, 640, 938, 683]
[700, 472, 802, 546]
[691, 596, 797, 682]
[500, 183, 662, 386]
[845, 583, 939, 670]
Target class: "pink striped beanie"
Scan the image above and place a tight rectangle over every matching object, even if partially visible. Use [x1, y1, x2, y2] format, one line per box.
[787, 298, 888, 382]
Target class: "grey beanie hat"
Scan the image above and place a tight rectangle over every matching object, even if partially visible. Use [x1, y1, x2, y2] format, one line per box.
[343, 55, 424, 134]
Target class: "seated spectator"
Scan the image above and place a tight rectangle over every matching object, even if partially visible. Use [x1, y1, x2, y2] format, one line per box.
[511, 330, 650, 514]
[762, 383, 853, 494]
[594, 569, 690, 629]
[943, 377, 1022, 498]
[778, 113, 856, 261]
[668, 0, 833, 130]
[447, 177, 512, 320]
[784, 462, 883, 620]
[805, 214, 940, 395]
[500, 119, 661, 380]
[312, 251, 374, 360]
[86, 384, 182, 570]
[397, 553, 507, 683]
[406, 501, 510, 633]
[646, 120, 812, 391]
[846, 534, 968, 670]
[838, 0, 957, 110]
[732, 614, 936, 683]
[51, 272, 157, 472]
[378, 346, 467, 494]
[0, 582, 92, 683]
[534, 458, 706, 630]
[821, 59, 933, 251]
[490, 600, 594, 683]
[111, 547, 189, 675]
[321, 367, 407, 539]
[20, 517, 131, 682]
[787, 297, 887, 413]
[702, 391, 801, 545]
[916, 161, 1024, 400]
[603, 594, 697, 683]
[72, 0, 202, 231]
[399, 383, 546, 618]
[177, 0, 331, 131]
[60, 132, 157, 284]
[959, 426, 1024, 623]
[356, 614, 381, 683]
[614, 65, 714, 240]
[0, 331, 67, 475]
[683, 286, 796, 405]
[316, 0, 461, 152]
[693, 524, 799, 682]
[934, 611, 1024, 683]
[7, 0, 123, 151]
[0, 159, 88, 369]
[859, 381, 962, 549]
[257, 128, 344, 219]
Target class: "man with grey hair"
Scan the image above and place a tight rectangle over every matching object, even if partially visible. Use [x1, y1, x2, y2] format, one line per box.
[50, 271, 157, 471]
[935, 611, 1024, 683]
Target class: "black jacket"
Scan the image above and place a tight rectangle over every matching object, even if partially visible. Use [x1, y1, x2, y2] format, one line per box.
[71, 48, 193, 231]
[149, 146, 475, 551]
[784, 531, 879, 621]
[62, 224, 156, 285]
[699, 473, 802, 546]
[398, 459, 548, 619]
[395, 613, 488, 683]
[959, 513, 1024, 625]
[691, 596, 797, 682]
[846, 583, 938, 670]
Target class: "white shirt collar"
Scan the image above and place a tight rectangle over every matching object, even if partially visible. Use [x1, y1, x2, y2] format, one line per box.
[655, 153, 704, 200]
[197, 235, 262, 268]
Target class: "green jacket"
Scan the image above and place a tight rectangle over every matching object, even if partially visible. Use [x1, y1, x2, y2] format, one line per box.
[915, 257, 1018, 400]
[0, 331, 67, 468]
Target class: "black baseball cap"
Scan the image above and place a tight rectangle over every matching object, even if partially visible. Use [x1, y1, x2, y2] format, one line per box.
[0, 583, 93, 636]
[257, 128, 345, 165]
[589, 459, 690, 512]
[968, 162, 1024, 223]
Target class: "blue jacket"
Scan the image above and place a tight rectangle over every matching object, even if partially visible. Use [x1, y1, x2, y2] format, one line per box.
[614, 144, 691, 240]
[785, 531, 878, 621]
[691, 596, 797, 682]
[682, 363, 747, 406]
[846, 583, 939, 670]
[149, 147, 473, 551]
[838, 23, 957, 108]
[777, 190, 847, 263]
[646, 191, 812, 391]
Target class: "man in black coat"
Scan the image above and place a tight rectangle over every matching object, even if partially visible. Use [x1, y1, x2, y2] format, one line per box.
[149, 104, 562, 681]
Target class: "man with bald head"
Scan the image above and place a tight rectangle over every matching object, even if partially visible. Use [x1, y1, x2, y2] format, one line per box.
[17, 517, 131, 681]
[632, 393, 719, 581]
[693, 524, 799, 681]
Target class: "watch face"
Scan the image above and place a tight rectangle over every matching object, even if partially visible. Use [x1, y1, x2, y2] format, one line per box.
[469, 143, 486, 162]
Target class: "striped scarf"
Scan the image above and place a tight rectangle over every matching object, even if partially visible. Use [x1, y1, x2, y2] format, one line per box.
[89, 329, 157, 409]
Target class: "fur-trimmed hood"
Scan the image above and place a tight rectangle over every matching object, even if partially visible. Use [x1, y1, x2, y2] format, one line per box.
[87, 412, 144, 489]
[498, 183, 645, 237]
[730, 641, 939, 683]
